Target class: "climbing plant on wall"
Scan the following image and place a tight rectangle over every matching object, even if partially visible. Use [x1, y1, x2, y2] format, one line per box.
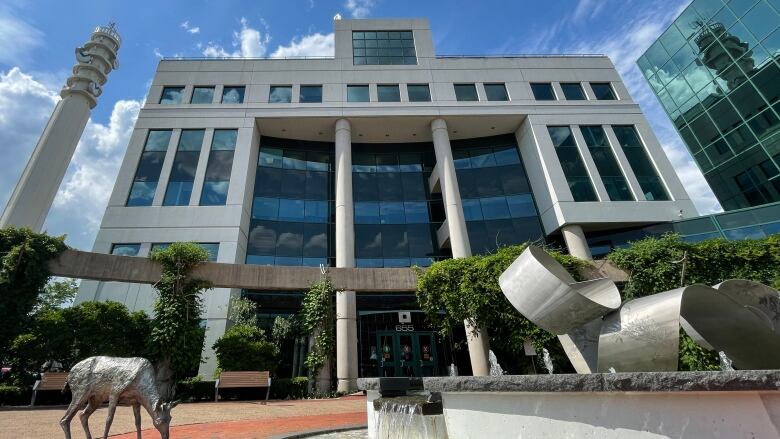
[0, 227, 67, 359]
[300, 275, 335, 380]
[149, 242, 212, 394]
[415, 244, 585, 373]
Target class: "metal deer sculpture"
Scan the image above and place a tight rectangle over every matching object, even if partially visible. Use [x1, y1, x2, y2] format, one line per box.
[60, 356, 178, 439]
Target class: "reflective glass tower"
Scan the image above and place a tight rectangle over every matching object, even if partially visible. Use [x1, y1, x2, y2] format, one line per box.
[638, 0, 780, 210]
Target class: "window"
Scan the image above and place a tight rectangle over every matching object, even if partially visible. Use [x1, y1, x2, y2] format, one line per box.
[222, 86, 245, 104]
[127, 130, 172, 206]
[547, 126, 598, 201]
[111, 243, 140, 257]
[612, 125, 669, 200]
[560, 83, 586, 100]
[378, 84, 401, 102]
[300, 85, 323, 103]
[347, 85, 370, 102]
[201, 129, 237, 206]
[159, 86, 184, 104]
[454, 83, 478, 101]
[485, 83, 509, 101]
[407, 84, 431, 102]
[580, 125, 633, 201]
[269, 86, 292, 103]
[531, 83, 556, 100]
[352, 30, 416, 65]
[190, 86, 215, 104]
[591, 82, 616, 100]
[151, 243, 218, 261]
[164, 129, 205, 206]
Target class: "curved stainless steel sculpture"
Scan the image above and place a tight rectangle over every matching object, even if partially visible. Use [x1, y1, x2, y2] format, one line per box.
[60, 356, 177, 439]
[499, 245, 780, 373]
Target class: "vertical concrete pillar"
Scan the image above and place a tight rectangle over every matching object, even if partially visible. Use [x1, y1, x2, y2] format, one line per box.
[561, 224, 593, 260]
[430, 118, 491, 377]
[335, 118, 358, 392]
[0, 24, 121, 231]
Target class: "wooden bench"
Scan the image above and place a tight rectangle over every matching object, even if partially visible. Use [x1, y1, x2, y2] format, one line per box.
[31, 371, 69, 405]
[215, 371, 271, 402]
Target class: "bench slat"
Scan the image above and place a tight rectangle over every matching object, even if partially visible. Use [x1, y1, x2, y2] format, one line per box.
[216, 371, 271, 389]
[39, 372, 69, 390]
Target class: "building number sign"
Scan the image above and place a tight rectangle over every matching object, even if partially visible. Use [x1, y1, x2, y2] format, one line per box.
[395, 324, 415, 332]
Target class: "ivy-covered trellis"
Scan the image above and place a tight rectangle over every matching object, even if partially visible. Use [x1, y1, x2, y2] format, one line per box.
[300, 273, 335, 387]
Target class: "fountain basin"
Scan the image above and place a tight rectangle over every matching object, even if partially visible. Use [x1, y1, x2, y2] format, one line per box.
[359, 370, 780, 438]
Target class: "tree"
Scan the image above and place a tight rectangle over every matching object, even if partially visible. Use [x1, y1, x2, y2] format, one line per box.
[300, 276, 335, 380]
[37, 278, 79, 311]
[213, 324, 279, 372]
[0, 227, 67, 360]
[148, 242, 212, 396]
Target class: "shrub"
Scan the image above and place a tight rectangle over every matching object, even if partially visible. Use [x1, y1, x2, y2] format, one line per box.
[0, 385, 26, 406]
[270, 377, 309, 400]
[213, 324, 279, 373]
[177, 376, 215, 402]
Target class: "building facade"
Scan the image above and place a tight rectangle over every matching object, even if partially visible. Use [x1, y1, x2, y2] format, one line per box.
[638, 0, 780, 210]
[76, 18, 697, 387]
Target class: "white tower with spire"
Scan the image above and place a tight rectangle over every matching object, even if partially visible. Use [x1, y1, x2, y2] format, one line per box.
[0, 24, 121, 231]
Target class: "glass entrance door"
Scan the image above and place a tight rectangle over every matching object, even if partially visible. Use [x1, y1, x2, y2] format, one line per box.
[376, 331, 438, 377]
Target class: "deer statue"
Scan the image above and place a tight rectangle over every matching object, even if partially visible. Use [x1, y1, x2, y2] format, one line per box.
[60, 356, 178, 439]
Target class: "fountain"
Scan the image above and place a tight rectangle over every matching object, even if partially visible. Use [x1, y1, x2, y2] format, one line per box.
[358, 246, 780, 438]
[488, 350, 504, 376]
[541, 348, 553, 374]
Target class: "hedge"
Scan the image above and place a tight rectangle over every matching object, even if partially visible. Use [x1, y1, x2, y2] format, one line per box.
[0, 385, 27, 406]
[270, 377, 309, 400]
[176, 377, 215, 402]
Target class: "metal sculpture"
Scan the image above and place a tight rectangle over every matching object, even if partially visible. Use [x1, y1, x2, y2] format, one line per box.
[60, 356, 177, 439]
[499, 245, 780, 373]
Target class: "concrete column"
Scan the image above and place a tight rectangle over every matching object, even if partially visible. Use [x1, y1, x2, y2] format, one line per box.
[335, 118, 358, 393]
[430, 118, 491, 377]
[561, 224, 593, 260]
[0, 24, 120, 231]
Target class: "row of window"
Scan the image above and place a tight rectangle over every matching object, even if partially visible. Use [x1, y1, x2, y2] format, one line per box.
[530, 82, 617, 101]
[110, 242, 219, 261]
[159, 81, 618, 104]
[127, 129, 237, 207]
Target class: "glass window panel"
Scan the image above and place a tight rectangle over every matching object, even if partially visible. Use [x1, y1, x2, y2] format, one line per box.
[280, 170, 307, 199]
[474, 167, 504, 197]
[748, 108, 780, 139]
[485, 83, 509, 101]
[466, 221, 489, 254]
[355, 202, 380, 224]
[456, 169, 478, 198]
[353, 172, 378, 201]
[453, 150, 471, 169]
[212, 129, 237, 150]
[111, 243, 140, 256]
[692, 0, 725, 20]
[497, 165, 530, 195]
[191, 86, 214, 104]
[252, 197, 279, 220]
[724, 124, 758, 152]
[407, 224, 434, 257]
[659, 22, 687, 54]
[222, 86, 245, 104]
[401, 173, 426, 200]
[304, 200, 329, 223]
[259, 147, 283, 167]
[377, 173, 403, 201]
[399, 153, 423, 172]
[493, 146, 521, 165]
[246, 255, 274, 265]
[168, 151, 199, 180]
[462, 199, 483, 221]
[480, 197, 511, 220]
[407, 84, 431, 102]
[134, 151, 166, 182]
[470, 148, 496, 168]
[404, 201, 429, 223]
[163, 180, 193, 206]
[255, 167, 281, 197]
[454, 84, 479, 101]
[591, 83, 617, 100]
[300, 85, 323, 103]
[530, 83, 556, 100]
[127, 181, 157, 206]
[200, 181, 229, 205]
[378, 84, 401, 102]
[548, 126, 599, 201]
[613, 125, 670, 200]
[507, 194, 537, 217]
[197, 243, 219, 262]
[381, 225, 408, 258]
[581, 125, 634, 201]
[353, 153, 376, 172]
[376, 154, 399, 172]
[380, 202, 406, 224]
[355, 225, 382, 258]
[485, 219, 518, 248]
[303, 223, 328, 257]
[742, 1, 778, 40]
[269, 86, 292, 103]
[247, 220, 277, 255]
[348, 85, 370, 102]
[560, 83, 586, 100]
[145, 130, 172, 151]
[307, 152, 330, 171]
[752, 62, 780, 104]
[160, 86, 184, 104]
[283, 150, 307, 170]
[204, 150, 234, 181]
[275, 222, 304, 257]
[512, 217, 544, 243]
[178, 129, 205, 151]
[548, 126, 577, 147]
[305, 171, 329, 200]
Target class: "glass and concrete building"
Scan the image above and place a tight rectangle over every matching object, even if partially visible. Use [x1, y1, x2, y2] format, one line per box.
[638, 0, 780, 210]
[76, 18, 698, 386]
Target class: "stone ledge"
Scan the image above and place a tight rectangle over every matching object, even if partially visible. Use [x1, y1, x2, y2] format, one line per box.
[359, 370, 780, 393]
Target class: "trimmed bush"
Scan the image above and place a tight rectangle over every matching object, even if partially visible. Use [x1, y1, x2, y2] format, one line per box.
[177, 376, 215, 402]
[213, 324, 279, 373]
[270, 377, 309, 400]
[0, 385, 26, 406]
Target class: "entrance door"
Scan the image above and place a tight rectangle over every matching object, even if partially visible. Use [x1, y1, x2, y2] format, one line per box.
[376, 331, 438, 377]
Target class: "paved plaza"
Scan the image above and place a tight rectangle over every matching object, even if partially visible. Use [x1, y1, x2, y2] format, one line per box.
[0, 395, 367, 438]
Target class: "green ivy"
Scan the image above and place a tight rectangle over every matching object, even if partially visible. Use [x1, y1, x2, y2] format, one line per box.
[300, 276, 335, 379]
[149, 242, 212, 394]
[608, 233, 780, 370]
[415, 244, 586, 373]
[0, 227, 66, 360]
[213, 323, 279, 372]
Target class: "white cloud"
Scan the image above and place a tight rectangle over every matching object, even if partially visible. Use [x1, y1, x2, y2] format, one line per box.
[0, 67, 141, 250]
[345, 0, 376, 18]
[180, 20, 200, 34]
[202, 17, 270, 58]
[153, 47, 164, 59]
[271, 33, 334, 58]
[0, 5, 43, 65]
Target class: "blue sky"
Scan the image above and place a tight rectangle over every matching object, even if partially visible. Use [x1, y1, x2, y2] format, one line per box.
[0, 0, 719, 250]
